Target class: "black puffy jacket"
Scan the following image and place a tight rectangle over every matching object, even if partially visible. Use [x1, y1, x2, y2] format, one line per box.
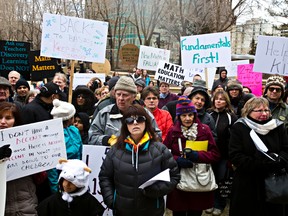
[99, 141, 179, 216]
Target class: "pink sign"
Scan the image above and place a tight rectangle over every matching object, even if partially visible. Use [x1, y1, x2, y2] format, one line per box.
[237, 64, 262, 96]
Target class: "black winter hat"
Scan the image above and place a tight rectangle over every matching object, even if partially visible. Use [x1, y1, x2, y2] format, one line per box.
[15, 79, 30, 90]
[188, 87, 210, 108]
[108, 76, 120, 91]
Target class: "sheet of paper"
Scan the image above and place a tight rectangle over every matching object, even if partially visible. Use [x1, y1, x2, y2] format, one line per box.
[0, 162, 7, 216]
[139, 168, 170, 189]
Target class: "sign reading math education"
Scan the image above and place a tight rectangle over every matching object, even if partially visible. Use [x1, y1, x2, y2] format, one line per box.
[181, 32, 231, 69]
[30, 50, 59, 81]
[254, 35, 288, 75]
[237, 64, 262, 96]
[0, 40, 30, 79]
[41, 13, 108, 63]
[137, 45, 170, 71]
[155, 61, 188, 86]
[0, 119, 67, 181]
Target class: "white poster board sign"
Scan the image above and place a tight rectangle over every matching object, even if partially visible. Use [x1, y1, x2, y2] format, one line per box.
[83, 145, 112, 216]
[73, 73, 106, 90]
[41, 13, 108, 63]
[155, 61, 187, 86]
[0, 162, 6, 216]
[226, 60, 250, 77]
[137, 45, 170, 71]
[253, 35, 288, 75]
[183, 68, 205, 83]
[0, 119, 66, 181]
[181, 32, 231, 69]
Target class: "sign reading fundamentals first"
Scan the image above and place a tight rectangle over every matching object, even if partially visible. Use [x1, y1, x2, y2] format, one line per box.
[0, 40, 30, 79]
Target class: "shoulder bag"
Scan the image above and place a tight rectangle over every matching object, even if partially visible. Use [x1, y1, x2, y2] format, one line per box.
[176, 138, 218, 192]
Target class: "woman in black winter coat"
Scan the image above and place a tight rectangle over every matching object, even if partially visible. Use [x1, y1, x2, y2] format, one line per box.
[99, 104, 179, 216]
[229, 97, 288, 216]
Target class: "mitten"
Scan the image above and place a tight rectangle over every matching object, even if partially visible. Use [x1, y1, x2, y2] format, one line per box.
[0, 145, 12, 160]
[102, 136, 111, 146]
[176, 157, 193, 168]
[185, 148, 199, 162]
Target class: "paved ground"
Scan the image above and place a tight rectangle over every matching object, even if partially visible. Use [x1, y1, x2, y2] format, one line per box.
[165, 201, 230, 216]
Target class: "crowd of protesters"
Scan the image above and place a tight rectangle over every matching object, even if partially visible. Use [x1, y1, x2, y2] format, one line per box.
[1, 67, 288, 216]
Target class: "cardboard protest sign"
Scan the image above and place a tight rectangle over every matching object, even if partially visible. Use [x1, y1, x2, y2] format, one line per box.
[30, 50, 59, 81]
[73, 73, 105, 90]
[254, 35, 288, 75]
[91, 59, 111, 75]
[181, 32, 231, 69]
[0, 119, 66, 181]
[83, 145, 113, 216]
[225, 60, 250, 77]
[137, 45, 170, 71]
[41, 13, 108, 63]
[155, 61, 186, 86]
[237, 64, 262, 96]
[0, 40, 30, 79]
[120, 44, 139, 66]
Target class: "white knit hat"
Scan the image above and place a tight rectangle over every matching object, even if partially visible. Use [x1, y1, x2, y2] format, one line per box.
[50, 99, 76, 121]
[56, 159, 92, 202]
[114, 76, 137, 94]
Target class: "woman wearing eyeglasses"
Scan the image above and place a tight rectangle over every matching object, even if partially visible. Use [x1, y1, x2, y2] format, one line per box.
[99, 104, 179, 216]
[229, 97, 288, 216]
[163, 96, 220, 216]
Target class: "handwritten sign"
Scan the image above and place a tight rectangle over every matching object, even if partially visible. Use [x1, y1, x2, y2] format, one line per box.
[73, 73, 106, 90]
[181, 32, 231, 69]
[225, 60, 249, 77]
[120, 44, 139, 65]
[41, 13, 108, 63]
[0, 119, 66, 181]
[155, 61, 188, 86]
[30, 50, 59, 81]
[0, 40, 30, 79]
[254, 35, 288, 75]
[83, 145, 112, 216]
[137, 45, 170, 71]
[237, 64, 262, 96]
[183, 68, 205, 83]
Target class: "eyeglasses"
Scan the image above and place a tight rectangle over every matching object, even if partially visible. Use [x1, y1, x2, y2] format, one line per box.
[145, 97, 158, 101]
[252, 109, 271, 114]
[77, 94, 85, 99]
[268, 87, 282, 93]
[125, 116, 146, 125]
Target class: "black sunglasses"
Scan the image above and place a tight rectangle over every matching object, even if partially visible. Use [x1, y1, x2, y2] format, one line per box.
[125, 116, 146, 125]
[268, 87, 282, 93]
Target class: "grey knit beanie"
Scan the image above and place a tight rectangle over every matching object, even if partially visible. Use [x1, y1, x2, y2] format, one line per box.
[114, 76, 137, 94]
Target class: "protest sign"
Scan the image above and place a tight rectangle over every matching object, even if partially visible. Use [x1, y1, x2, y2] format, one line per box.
[237, 64, 262, 96]
[155, 61, 187, 86]
[254, 35, 288, 75]
[183, 68, 205, 83]
[0, 40, 30, 79]
[181, 32, 231, 69]
[120, 44, 139, 66]
[225, 60, 250, 77]
[41, 13, 108, 63]
[30, 50, 59, 81]
[0, 119, 66, 181]
[0, 162, 6, 216]
[91, 59, 111, 75]
[137, 45, 170, 71]
[73, 73, 105, 90]
[83, 145, 112, 216]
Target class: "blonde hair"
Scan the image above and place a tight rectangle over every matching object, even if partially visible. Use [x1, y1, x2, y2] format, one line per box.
[241, 97, 269, 117]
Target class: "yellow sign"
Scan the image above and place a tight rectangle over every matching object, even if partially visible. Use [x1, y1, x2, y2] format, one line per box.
[185, 140, 208, 151]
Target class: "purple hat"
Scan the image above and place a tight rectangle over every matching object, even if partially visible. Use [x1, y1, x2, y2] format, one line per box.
[176, 96, 197, 116]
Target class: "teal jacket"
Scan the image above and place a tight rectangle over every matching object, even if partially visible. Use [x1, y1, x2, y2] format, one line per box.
[47, 125, 83, 193]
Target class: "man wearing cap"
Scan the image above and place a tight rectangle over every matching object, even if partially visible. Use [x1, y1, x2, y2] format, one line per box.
[226, 79, 254, 118]
[88, 76, 162, 145]
[14, 79, 30, 105]
[263, 76, 288, 131]
[158, 81, 179, 109]
[212, 69, 229, 92]
[22, 82, 61, 124]
[0, 76, 15, 103]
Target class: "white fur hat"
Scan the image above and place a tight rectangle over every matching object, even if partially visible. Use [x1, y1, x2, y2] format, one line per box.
[56, 159, 92, 202]
[51, 99, 76, 121]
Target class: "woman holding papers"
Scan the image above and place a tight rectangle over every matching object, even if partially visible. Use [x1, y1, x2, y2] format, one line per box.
[229, 97, 288, 216]
[99, 104, 179, 216]
[1, 102, 38, 216]
[164, 96, 220, 216]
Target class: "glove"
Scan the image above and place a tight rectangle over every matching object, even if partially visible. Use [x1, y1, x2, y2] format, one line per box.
[108, 135, 117, 146]
[176, 157, 193, 168]
[0, 145, 12, 160]
[184, 148, 199, 162]
[102, 136, 111, 146]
